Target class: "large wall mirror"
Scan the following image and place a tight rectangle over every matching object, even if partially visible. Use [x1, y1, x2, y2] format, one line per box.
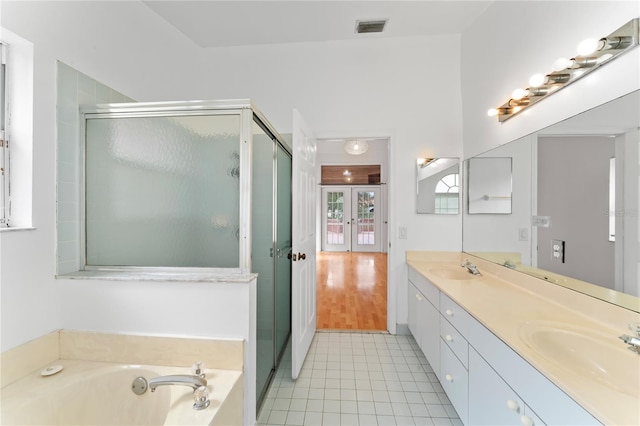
[463, 90, 640, 312]
[416, 158, 460, 214]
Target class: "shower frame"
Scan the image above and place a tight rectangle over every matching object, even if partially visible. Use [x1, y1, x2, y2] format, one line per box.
[79, 99, 290, 274]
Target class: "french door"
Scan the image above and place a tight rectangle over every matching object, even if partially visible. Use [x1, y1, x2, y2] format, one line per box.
[321, 186, 381, 252]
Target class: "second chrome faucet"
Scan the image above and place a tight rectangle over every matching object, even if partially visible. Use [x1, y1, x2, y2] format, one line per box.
[461, 259, 482, 276]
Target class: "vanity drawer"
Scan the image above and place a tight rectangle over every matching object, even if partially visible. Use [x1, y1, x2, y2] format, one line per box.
[440, 317, 469, 369]
[440, 293, 475, 337]
[408, 266, 439, 307]
[440, 342, 468, 423]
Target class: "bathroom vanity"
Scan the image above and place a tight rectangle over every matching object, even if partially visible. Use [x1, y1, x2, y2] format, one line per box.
[406, 251, 640, 426]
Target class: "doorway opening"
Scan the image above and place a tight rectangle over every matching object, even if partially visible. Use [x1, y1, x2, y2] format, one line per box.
[315, 139, 389, 332]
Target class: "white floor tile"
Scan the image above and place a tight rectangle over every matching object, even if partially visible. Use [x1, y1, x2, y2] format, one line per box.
[287, 410, 306, 425]
[306, 399, 324, 412]
[358, 414, 378, 426]
[304, 411, 323, 426]
[341, 413, 360, 425]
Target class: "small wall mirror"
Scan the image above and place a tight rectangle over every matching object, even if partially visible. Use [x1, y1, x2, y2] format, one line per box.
[467, 157, 512, 214]
[416, 158, 460, 214]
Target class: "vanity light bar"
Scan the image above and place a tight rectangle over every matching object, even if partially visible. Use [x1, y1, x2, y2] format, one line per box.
[488, 17, 639, 123]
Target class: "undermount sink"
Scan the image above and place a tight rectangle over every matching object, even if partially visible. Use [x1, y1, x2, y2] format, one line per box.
[429, 266, 476, 281]
[519, 321, 640, 398]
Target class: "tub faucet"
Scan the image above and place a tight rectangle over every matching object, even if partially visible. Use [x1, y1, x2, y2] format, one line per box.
[461, 259, 482, 276]
[148, 374, 207, 392]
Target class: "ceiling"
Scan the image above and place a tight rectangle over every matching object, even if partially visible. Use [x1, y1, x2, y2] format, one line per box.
[143, 1, 494, 48]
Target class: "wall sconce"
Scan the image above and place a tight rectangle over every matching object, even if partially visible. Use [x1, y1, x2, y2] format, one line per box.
[344, 140, 369, 155]
[488, 17, 639, 122]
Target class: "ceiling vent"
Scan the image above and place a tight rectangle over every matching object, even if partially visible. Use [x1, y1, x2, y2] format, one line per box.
[355, 20, 388, 34]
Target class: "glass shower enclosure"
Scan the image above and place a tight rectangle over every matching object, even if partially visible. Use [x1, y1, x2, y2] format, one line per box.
[81, 99, 291, 410]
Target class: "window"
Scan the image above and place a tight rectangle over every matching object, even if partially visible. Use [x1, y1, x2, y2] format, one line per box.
[1, 42, 7, 225]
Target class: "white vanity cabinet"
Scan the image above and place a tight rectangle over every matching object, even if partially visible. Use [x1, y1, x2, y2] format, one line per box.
[407, 265, 601, 426]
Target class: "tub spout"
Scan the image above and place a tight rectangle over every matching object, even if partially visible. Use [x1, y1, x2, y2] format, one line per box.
[148, 375, 207, 392]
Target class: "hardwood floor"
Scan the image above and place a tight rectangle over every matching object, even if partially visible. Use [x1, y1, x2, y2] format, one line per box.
[316, 251, 387, 331]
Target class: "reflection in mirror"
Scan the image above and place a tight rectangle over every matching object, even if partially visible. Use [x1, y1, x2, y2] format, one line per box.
[467, 157, 512, 214]
[463, 90, 640, 312]
[416, 158, 460, 214]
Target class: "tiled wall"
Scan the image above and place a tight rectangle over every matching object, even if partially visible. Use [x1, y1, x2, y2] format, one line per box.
[56, 62, 134, 275]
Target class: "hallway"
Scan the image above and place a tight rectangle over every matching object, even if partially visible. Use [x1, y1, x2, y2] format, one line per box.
[257, 332, 462, 425]
[317, 252, 387, 330]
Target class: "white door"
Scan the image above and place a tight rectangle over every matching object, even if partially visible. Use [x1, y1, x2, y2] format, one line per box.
[321, 186, 381, 252]
[291, 109, 317, 380]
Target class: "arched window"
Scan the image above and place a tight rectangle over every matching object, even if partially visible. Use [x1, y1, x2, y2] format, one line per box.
[435, 173, 459, 214]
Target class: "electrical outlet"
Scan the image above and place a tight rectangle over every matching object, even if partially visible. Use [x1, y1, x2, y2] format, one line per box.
[532, 216, 551, 227]
[519, 228, 529, 241]
[552, 239, 565, 263]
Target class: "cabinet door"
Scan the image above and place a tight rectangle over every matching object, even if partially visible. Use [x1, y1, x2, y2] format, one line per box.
[441, 342, 468, 423]
[421, 297, 440, 378]
[408, 282, 421, 343]
[469, 347, 531, 425]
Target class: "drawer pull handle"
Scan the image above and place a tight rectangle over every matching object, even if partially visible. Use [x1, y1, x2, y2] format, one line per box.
[445, 309, 454, 316]
[520, 415, 534, 426]
[506, 399, 520, 412]
[445, 374, 453, 382]
[445, 334, 453, 342]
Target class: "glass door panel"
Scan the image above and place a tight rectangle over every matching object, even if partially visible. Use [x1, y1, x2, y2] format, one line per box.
[321, 187, 350, 251]
[352, 188, 381, 252]
[252, 121, 275, 406]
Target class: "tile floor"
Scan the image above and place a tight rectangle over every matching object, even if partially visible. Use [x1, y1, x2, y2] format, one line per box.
[257, 332, 462, 426]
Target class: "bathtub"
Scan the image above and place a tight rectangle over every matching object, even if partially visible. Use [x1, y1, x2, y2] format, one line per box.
[1, 359, 243, 425]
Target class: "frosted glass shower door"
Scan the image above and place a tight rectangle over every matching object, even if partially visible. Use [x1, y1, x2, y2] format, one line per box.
[85, 114, 241, 268]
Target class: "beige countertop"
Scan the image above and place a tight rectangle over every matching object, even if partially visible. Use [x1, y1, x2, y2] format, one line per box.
[406, 251, 640, 426]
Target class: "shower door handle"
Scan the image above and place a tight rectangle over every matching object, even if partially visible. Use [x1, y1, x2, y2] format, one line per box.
[298, 253, 306, 260]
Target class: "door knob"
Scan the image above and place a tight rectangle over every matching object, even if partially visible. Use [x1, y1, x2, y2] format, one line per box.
[287, 252, 292, 260]
[298, 253, 306, 260]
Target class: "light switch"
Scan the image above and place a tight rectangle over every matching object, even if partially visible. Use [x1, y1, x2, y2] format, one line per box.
[399, 226, 408, 239]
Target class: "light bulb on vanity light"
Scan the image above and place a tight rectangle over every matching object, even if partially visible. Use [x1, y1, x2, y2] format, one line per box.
[577, 38, 601, 56]
[487, 108, 499, 117]
[552, 57, 574, 71]
[511, 88, 528, 100]
[529, 73, 546, 87]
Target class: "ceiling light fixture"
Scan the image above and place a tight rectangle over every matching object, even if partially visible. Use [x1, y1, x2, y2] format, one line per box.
[344, 140, 369, 155]
[489, 17, 639, 122]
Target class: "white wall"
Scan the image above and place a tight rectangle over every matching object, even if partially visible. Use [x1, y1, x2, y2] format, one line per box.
[0, 0, 204, 351]
[461, 1, 640, 158]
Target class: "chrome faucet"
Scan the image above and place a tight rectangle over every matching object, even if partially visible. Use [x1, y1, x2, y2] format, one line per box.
[619, 334, 640, 354]
[148, 374, 207, 392]
[503, 259, 517, 269]
[620, 323, 640, 354]
[461, 259, 482, 276]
